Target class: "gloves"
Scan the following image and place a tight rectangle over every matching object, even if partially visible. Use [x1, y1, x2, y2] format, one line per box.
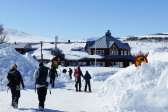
[22, 84, 25, 89]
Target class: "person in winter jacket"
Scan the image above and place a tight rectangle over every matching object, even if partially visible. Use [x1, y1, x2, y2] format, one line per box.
[73, 66, 83, 91]
[68, 68, 73, 79]
[7, 64, 25, 109]
[83, 71, 92, 92]
[34, 62, 49, 111]
[49, 64, 58, 88]
[62, 69, 67, 73]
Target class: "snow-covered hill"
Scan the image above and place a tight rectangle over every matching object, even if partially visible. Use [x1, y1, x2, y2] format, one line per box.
[118, 33, 168, 56]
[3, 28, 53, 43]
[120, 33, 168, 41]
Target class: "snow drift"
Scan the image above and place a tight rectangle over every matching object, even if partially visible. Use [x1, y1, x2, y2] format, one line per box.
[99, 50, 168, 112]
[0, 44, 38, 90]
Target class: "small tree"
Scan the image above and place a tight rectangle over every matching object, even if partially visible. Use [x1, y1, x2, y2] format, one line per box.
[0, 24, 8, 44]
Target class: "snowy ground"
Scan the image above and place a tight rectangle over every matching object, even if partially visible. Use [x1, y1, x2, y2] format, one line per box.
[0, 67, 121, 112]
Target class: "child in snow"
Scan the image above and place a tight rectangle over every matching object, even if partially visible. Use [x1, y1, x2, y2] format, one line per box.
[83, 71, 92, 92]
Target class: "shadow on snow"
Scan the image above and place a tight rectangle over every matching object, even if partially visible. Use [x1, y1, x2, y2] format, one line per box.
[19, 108, 65, 112]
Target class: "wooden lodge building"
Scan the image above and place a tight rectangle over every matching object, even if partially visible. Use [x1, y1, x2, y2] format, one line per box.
[52, 30, 135, 68]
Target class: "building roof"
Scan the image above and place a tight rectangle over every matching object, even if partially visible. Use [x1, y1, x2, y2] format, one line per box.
[10, 43, 32, 49]
[103, 55, 135, 60]
[87, 31, 131, 50]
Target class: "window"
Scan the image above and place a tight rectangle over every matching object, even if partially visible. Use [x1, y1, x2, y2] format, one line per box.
[112, 45, 118, 50]
[119, 62, 123, 67]
[124, 51, 127, 55]
[90, 61, 94, 65]
[96, 62, 105, 67]
[78, 62, 86, 66]
[129, 62, 133, 66]
[88, 49, 91, 54]
[128, 51, 130, 55]
[69, 62, 77, 66]
[94, 50, 105, 55]
[109, 62, 119, 67]
[121, 51, 123, 55]
[110, 50, 118, 55]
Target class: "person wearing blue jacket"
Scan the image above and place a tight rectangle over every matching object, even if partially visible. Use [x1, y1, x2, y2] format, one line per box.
[83, 71, 92, 92]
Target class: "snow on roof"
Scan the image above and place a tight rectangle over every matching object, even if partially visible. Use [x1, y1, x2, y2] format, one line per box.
[88, 36, 130, 50]
[30, 42, 103, 60]
[9, 43, 32, 49]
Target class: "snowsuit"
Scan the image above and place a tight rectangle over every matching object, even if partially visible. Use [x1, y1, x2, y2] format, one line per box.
[74, 67, 83, 91]
[7, 69, 24, 108]
[49, 68, 57, 88]
[84, 71, 92, 92]
[34, 65, 49, 110]
[68, 68, 73, 79]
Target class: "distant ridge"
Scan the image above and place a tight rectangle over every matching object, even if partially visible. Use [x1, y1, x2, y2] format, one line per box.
[3, 28, 53, 43]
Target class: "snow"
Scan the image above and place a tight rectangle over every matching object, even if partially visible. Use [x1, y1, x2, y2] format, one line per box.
[31, 42, 103, 60]
[122, 41, 168, 55]
[4, 28, 53, 43]
[99, 50, 168, 112]
[1, 28, 168, 112]
[0, 44, 38, 90]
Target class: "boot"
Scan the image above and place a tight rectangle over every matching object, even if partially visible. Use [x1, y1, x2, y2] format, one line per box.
[39, 106, 44, 111]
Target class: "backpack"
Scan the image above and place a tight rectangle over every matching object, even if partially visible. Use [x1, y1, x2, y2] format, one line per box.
[7, 70, 20, 87]
[36, 66, 48, 85]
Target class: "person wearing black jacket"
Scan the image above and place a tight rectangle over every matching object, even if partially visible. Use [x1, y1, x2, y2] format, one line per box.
[49, 65, 58, 88]
[68, 68, 73, 79]
[84, 71, 92, 92]
[34, 62, 49, 111]
[7, 64, 25, 109]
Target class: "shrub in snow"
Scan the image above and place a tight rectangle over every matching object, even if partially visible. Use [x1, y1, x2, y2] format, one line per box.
[0, 44, 38, 90]
[99, 50, 168, 112]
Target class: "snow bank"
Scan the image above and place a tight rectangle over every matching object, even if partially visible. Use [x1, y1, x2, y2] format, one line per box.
[0, 44, 38, 90]
[99, 50, 168, 112]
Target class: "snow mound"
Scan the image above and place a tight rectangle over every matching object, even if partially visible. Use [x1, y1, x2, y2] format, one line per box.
[99, 50, 168, 112]
[0, 44, 38, 90]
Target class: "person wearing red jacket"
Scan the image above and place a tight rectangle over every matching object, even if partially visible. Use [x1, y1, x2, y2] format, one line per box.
[74, 66, 83, 91]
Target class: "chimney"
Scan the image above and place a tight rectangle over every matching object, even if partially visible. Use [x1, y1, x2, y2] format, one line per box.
[105, 30, 111, 37]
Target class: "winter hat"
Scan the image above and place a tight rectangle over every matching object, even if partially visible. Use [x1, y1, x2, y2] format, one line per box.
[11, 64, 17, 70]
[39, 62, 44, 67]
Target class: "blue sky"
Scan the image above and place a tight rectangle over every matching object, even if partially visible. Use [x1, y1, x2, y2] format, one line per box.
[0, 0, 168, 40]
